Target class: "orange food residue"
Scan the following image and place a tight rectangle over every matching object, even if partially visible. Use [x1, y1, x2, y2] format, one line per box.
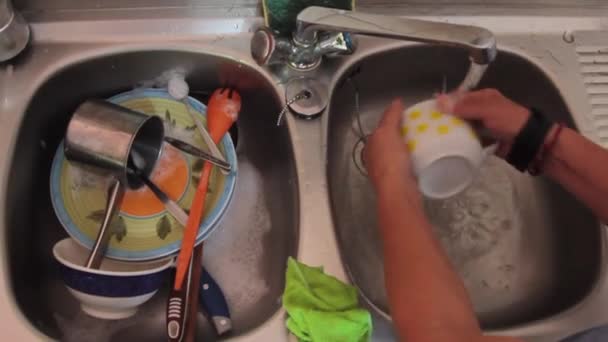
[121, 144, 189, 217]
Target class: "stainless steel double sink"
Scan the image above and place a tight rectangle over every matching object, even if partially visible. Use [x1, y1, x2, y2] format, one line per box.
[0, 10, 607, 342]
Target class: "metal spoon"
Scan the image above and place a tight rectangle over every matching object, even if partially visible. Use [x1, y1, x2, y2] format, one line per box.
[164, 137, 231, 172]
[129, 150, 188, 226]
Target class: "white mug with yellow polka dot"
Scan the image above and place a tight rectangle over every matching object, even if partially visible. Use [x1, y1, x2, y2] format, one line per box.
[402, 99, 496, 199]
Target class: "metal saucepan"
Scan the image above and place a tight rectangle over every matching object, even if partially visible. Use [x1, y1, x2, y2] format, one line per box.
[64, 99, 164, 269]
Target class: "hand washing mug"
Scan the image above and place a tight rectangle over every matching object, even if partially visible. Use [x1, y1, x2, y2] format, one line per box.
[401, 99, 496, 199]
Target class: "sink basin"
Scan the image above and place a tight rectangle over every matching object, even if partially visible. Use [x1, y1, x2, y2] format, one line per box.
[327, 45, 602, 329]
[6, 50, 298, 340]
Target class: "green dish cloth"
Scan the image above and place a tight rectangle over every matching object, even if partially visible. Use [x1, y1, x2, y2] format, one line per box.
[282, 257, 372, 342]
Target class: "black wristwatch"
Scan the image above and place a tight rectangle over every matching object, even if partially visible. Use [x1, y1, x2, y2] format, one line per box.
[506, 108, 554, 172]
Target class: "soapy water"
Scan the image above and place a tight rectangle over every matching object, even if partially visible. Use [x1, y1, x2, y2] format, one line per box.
[134, 67, 187, 89]
[425, 156, 520, 265]
[55, 310, 137, 342]
[202, 158, 271, 309]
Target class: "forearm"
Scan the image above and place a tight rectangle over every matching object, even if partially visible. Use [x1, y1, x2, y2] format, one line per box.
[367, 95, 525, 342]
[544, 127, 608, 223]
[375, 176, 480, 341]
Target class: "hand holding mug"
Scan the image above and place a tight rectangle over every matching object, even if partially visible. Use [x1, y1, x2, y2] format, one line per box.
[401, 98, 497, 199]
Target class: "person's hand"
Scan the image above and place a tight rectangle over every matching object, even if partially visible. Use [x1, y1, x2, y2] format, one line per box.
[437, 89, 531, 156]
[364, 99, 416, 190]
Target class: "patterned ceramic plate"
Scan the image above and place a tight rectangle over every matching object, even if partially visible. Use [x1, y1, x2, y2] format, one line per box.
[50, 88, 237, 261]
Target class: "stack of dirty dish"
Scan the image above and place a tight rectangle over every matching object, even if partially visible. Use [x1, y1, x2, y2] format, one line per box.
[50, 89, 237, 319]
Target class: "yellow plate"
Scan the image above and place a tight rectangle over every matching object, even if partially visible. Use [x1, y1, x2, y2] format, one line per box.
[50, 88, 238, 261]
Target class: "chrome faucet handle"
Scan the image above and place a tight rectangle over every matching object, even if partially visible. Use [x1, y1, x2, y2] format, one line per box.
[314, 32, 356, 57]
[288, 31, 356, 70]
[251, 26, 356, 70]
[251, 27, 294, 67]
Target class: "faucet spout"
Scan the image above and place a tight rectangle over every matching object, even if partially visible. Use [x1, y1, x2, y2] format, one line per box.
[295, 6, 496, 65]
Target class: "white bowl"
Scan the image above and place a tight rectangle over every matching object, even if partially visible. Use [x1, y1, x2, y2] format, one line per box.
[53, 238, 173, 319]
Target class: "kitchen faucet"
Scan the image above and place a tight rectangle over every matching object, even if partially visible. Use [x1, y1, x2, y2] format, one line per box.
[251, 6, 496, 90]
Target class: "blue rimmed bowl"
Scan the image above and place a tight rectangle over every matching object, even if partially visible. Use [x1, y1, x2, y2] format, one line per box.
[53, 238, 174, 319]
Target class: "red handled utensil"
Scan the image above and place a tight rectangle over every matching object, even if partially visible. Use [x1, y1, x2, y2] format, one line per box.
[167, 88, 241, 341]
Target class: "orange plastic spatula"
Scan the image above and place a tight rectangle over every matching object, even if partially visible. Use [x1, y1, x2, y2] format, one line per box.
[174, 88, 241, 290]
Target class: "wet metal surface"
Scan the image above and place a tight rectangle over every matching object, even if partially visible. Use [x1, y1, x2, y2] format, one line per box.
[1, 7, 608, 342]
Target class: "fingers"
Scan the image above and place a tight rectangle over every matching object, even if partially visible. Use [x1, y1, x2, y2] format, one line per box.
[436, 89, 466, 113]
[450, 89, 501, 120]
[437, 89, 502, 120]
[378, 98, 405, 129]
[364, 98, 406, 170]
